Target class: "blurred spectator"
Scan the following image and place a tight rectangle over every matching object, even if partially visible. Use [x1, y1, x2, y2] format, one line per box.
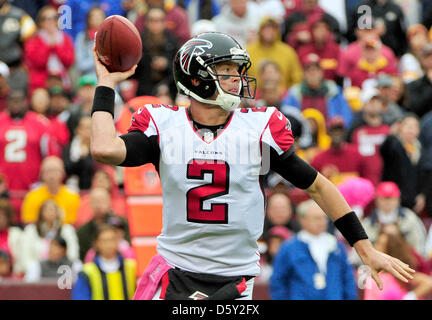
[300, 108, 332, 159]
[258, 226, 291, 283]
[380, 114, 428, 211]
[135, 0, 191, 45]
[212, 0, 261, 47]
[400, 24, 428, 84]
[254, 59, 287, 101]
[66, 74, 97, 137]
[374, 74, 405, 124]
[263, 192, 300, 237]
[270, 199, 357, 300]
[247, 17, 303, 93]
[21, 156, 80, 225]
[0, 250, 13, 280]
[47, 86, 71, 149]
[0, 0, 36, 67]
[255, 81, 284, 109]
[12, 0, 46, 21]
[393, 0, 420, 27]
[282, 0, 340, 50]
[279, 106, 313, 151]
[0, 61, 10, 112]
[311, 117, 374, 185]
[282, 53, 353, 127]
[132, 6, 179, 100]
[20, 199, 79, 273]
[84, 216, 135, 263]
[75, 169, 127, 228]
[362, 182, 427, 257]
[0, 199, 22, 274]
[24, 235, 81, 283]
[73, 224, 136, 300]
[405, 43, 432, 118]
[64, 0, 125, 40]
[24, 5, 75, 93]
[348, 88, 390, 185]
[364, 224, 432, 300]
[338, 19, 398, 86]
[419, 111, 432, 215]
[177, 0, 220, 26]
[0, 89, 59, 218]
[74, 6, 106, 77]
[254, 0, 285, 24]
[297, 16, 342, 82]
[30, 87, 50, 117]
[348, 0, 407, 57]
[344, 35, 399, 88]
[77, 188, 129, 261]
[63, 116, 95, 191]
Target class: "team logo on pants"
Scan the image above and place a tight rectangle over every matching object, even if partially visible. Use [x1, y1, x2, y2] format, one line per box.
[188, 291, 209, 300]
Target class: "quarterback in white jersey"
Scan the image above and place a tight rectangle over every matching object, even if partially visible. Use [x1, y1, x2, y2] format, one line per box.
[90, 32, 415, 300]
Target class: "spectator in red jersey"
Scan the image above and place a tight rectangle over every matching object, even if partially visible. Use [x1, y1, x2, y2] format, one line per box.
[0, 89, 59, 217]
[311, 116, 373, 185]
[0, 61, 10, 112]
[348, 88, 391, 185]
[135, 0, 190, 45]
[24, 5, 75, 94]
[338, 19, 398, 86]
[0, 200, 22, 274]
[344, 35, 399, 88]
[297, 16, 341, 82]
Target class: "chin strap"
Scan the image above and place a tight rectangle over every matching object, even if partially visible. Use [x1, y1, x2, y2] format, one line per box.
[177, 81, 240, 112]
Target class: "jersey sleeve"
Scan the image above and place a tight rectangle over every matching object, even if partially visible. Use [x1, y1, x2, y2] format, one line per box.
[128, 105, 159, 138]
[261, 108, 295, 156]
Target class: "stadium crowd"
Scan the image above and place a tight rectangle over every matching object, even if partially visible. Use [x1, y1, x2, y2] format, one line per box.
[0, 0, 432, 300]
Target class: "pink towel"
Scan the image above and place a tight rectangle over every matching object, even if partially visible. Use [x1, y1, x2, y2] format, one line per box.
[133, 254, 172, 300]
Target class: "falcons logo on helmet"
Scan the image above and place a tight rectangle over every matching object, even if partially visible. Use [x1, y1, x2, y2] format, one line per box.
[179, 39, 213, 75]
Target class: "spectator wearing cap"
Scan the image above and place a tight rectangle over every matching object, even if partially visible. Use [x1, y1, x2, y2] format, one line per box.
[282, 53, 353, 128]
[338, 18, 398, 84]
[380, 114, 428, 212]
[311, 116, 374, 185]
[347, 0, 407, 58]
[362, 182, 427, 257]
[373, 73, 405, 125]
[344, 35, 399, 88]
[270, 199, 357, 300]
[296, 16, 342, 82]
[74, 7, 106, 78]
[67, 75, 97, 138]
[0, 61, 10, 112]
[247, 16, 303, 93]
[405, 43, 432, 118]
[24, 5, 75, 94]
[400, 24, 429, 84]
[24, 235, 82, 283]
[348, 88, 391, 185]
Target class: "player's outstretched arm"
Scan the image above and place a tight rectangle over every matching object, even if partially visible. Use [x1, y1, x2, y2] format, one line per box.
[306, 173, 415, 290]
[90, 46, 137, 165]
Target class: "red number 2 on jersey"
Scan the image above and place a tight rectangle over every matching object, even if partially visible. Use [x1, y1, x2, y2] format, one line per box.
[186, 159, 229, 224]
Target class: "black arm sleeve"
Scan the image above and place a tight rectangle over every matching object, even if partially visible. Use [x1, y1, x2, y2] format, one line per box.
[269, 145, 318, 190]
[118, 130, 159, 167]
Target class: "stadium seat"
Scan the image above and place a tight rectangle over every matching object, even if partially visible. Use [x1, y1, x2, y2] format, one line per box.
[131, 237, 158, 277]
[123, 164, 162, 196]
[127, 196, 163, 237]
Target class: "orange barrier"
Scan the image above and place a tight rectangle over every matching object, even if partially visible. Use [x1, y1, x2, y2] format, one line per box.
[132, 237, 158, 277]
[123, 164, 162, 196]
[127, 196, 163, 237]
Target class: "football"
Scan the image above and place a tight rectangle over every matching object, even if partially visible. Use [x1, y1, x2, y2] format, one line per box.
[95, 15, 142, 72]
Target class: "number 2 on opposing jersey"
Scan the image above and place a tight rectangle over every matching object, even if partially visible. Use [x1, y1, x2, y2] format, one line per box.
[186, 159, 229, 224]
[5, 130, 27, 162]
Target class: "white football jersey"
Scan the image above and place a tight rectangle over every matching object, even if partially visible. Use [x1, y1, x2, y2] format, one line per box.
[128, 104, 294, 276]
